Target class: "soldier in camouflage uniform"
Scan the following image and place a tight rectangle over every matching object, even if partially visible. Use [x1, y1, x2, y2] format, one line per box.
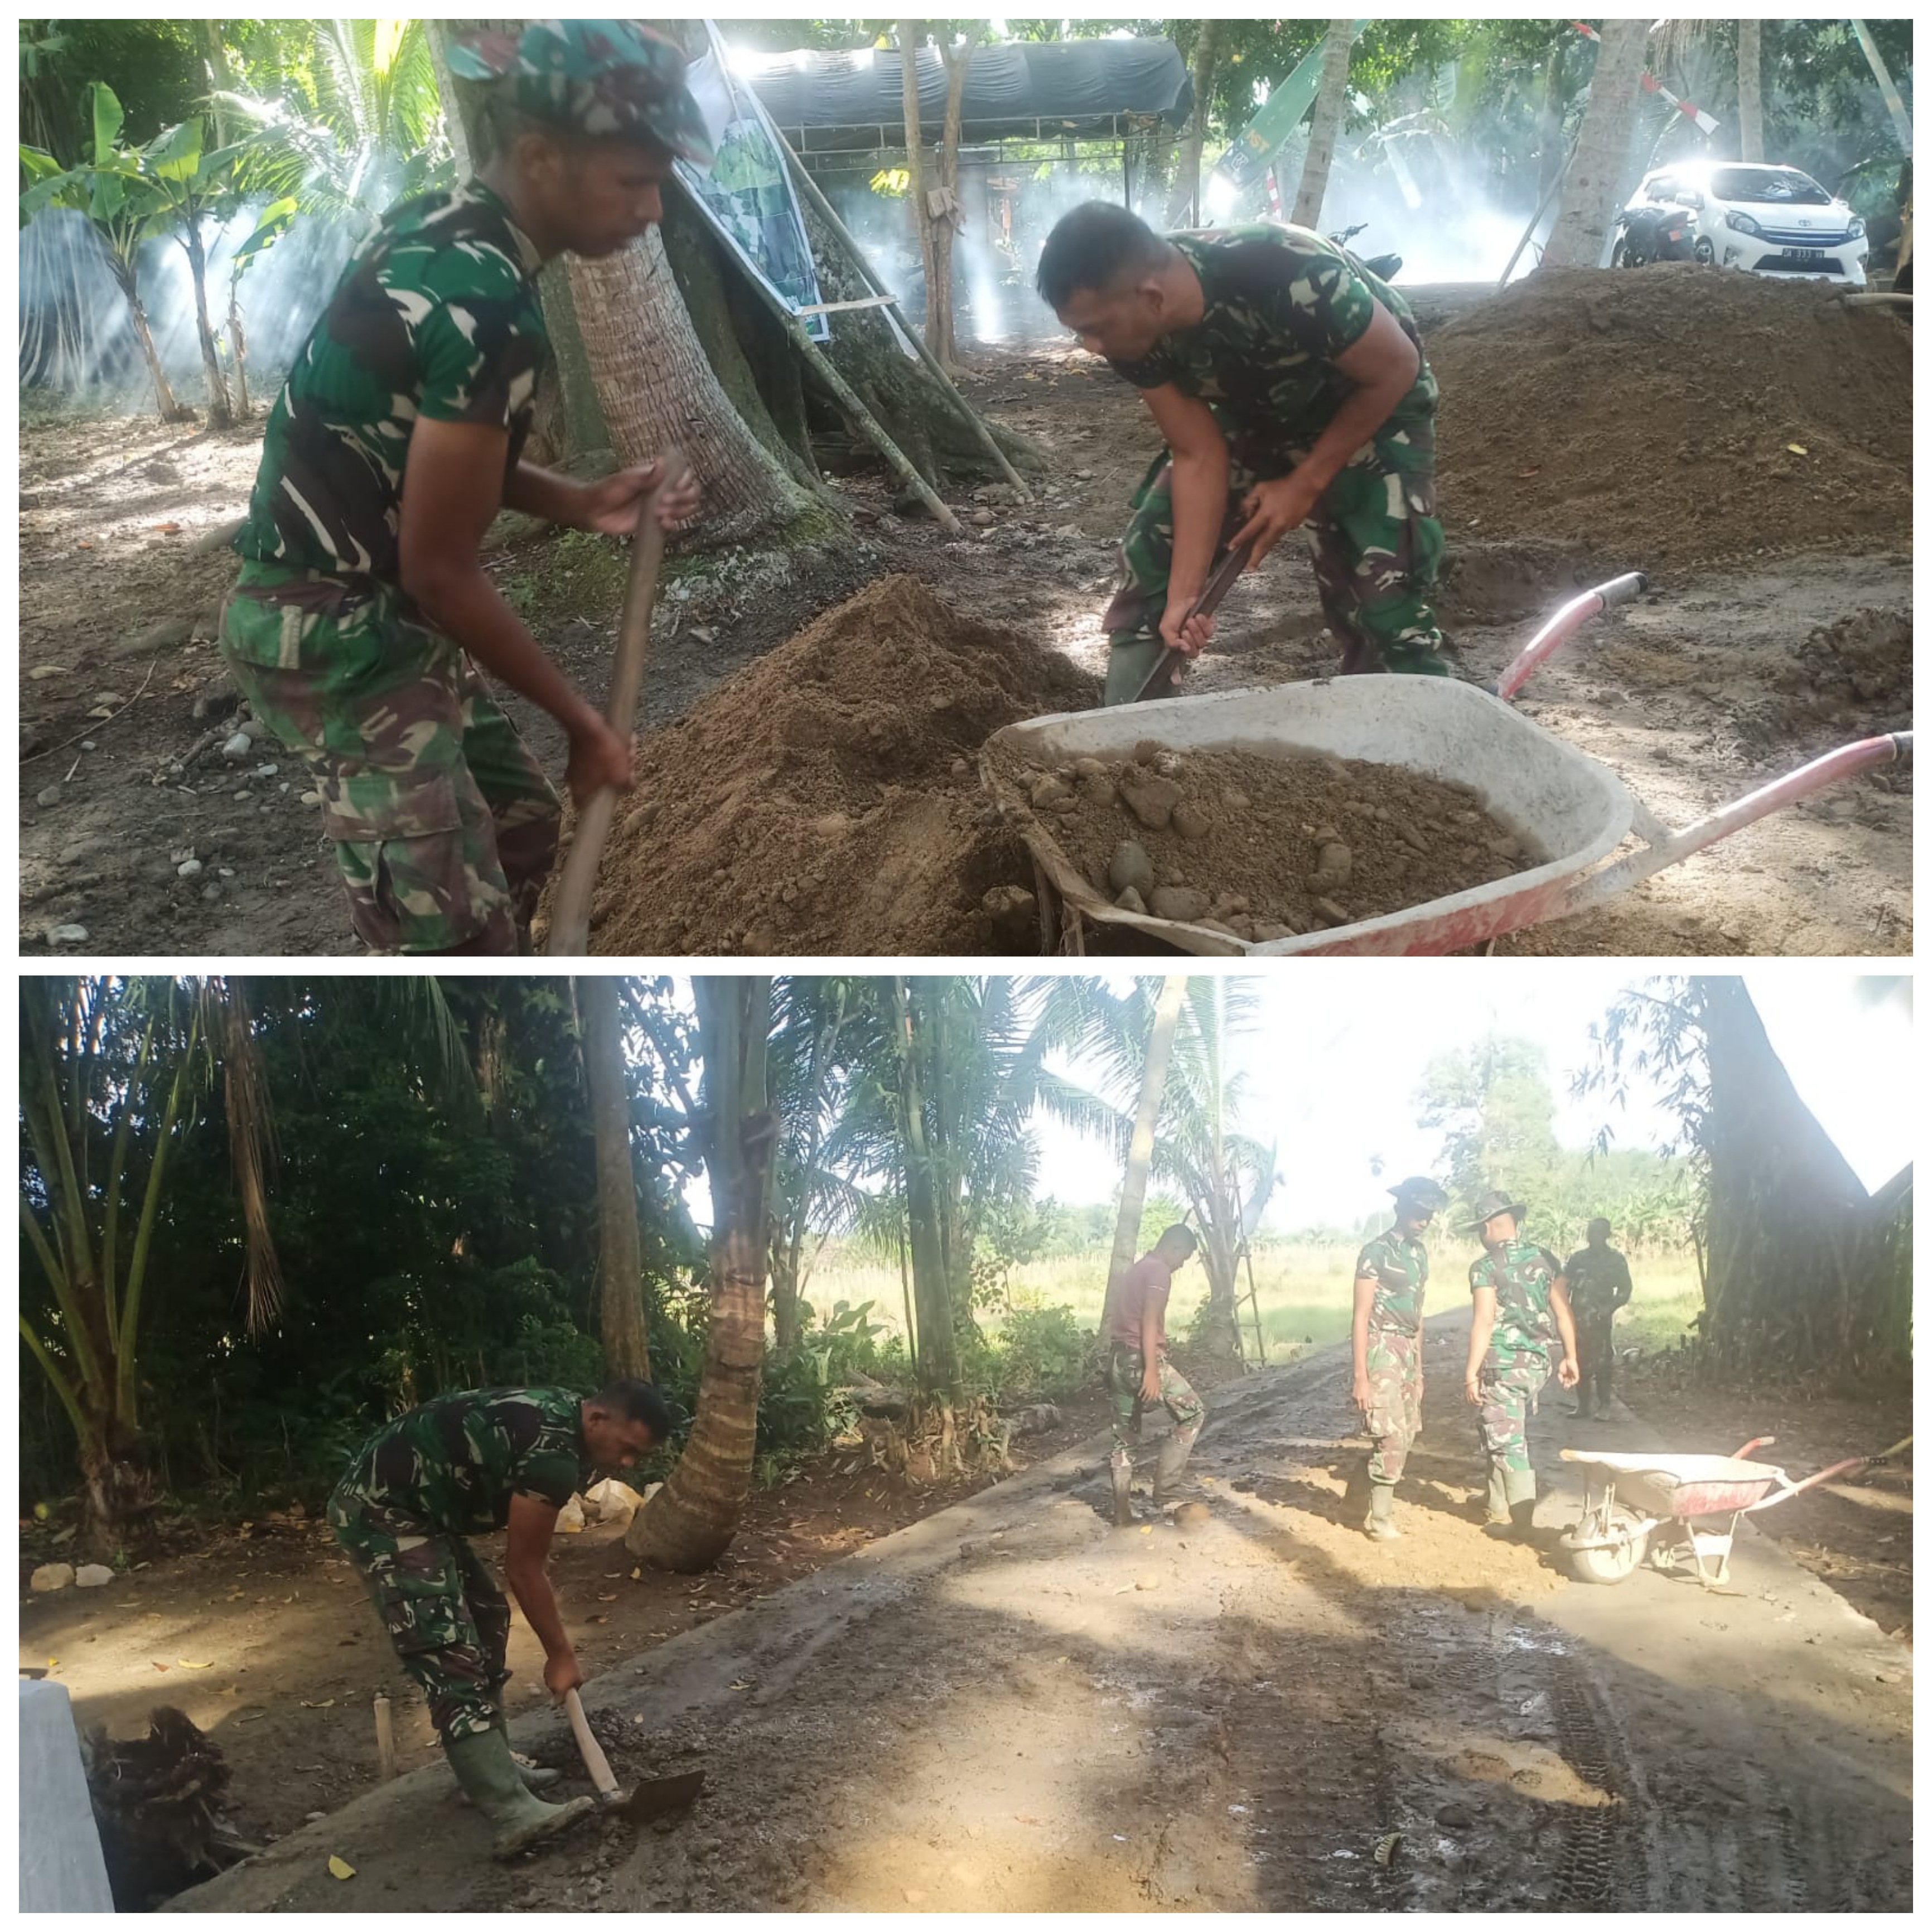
[1563, 1218, 1634, 1421]
[1351, 1175, 1449, 1541]
[1036, 201, 1450, 703]
[329, 1380, 669, 1858]
[220, 22, 714, 954]
[1106, 1225, 1208, 1525]
[1460, 1191, 1580, 1541]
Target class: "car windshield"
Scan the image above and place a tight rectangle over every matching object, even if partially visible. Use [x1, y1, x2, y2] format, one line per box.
[1711, 166, 1831, 206]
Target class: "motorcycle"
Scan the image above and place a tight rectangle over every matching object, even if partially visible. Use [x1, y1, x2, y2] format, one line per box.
[1610, 200, 1708, 268]
[1328, 221, 1403, 282]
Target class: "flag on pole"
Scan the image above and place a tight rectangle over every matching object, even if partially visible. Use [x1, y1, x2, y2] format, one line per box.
[1569, 21, 1722, 137]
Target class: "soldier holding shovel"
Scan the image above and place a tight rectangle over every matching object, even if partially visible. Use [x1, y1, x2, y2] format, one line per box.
[218, 22, 711, 954]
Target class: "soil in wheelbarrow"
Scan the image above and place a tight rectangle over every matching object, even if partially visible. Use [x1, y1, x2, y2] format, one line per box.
[536, 573, 1096, 955]
[988, 738, 1539, 940]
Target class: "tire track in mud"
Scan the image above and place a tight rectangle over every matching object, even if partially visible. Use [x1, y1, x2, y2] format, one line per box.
[1547, 1653, 1647, 1911]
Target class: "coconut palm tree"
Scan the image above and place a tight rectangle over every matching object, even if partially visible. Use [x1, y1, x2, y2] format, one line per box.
[1291, 20, 1358, 229]
[1542, 18, 1650, 268]
[1101, 974, 1190, 1337]
[627, 975, 776, 1573]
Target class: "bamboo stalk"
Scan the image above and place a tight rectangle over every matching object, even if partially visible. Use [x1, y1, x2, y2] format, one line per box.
[774, 127, 1033, 503]
[727, 259, 962, 534]
[373, 1694, 397, 1780]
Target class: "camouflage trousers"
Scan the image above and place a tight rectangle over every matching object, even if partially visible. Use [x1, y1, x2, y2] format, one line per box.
[1573, 1306, 1618, 1410]
[1100, 437, 1451, 704]
[1364, 1327, 1423, 1486]
[328, 1491, 511, 1743]
[1108, 1344, 1205, 1472]
[1475, 1349, 1552, 1477]
[218, 563, 561, 954]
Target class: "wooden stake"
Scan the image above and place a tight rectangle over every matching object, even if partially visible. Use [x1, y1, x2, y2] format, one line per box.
[774, 128, 1035, 503]
[373, 1693, 396, 1781]
[726, 260, 962, 534]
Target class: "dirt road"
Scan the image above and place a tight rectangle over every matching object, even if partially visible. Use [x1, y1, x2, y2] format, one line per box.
[169, 1320, 1911, 1914]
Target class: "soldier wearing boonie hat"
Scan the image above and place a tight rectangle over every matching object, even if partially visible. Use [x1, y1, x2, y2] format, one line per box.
[219, 21, 712, 956]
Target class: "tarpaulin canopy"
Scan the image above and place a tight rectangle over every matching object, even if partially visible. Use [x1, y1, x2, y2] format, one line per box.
[746, 38, 1192, 146]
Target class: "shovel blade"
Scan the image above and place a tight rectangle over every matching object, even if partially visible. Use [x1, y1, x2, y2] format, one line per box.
[618, 1769, 706, 1822]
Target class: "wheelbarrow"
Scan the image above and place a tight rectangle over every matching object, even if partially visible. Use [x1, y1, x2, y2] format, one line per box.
[981, 572, 1912, 957]
[1556, 1436, 1895, 1589]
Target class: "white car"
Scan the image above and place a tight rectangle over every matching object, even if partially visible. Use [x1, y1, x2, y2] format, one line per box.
[1629, 161, 1870, 286]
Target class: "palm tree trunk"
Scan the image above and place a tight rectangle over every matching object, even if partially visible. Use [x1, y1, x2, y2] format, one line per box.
[1100, 974, 1189, 1337]
[892, 978, 957, 1400]
[569, 230, 822, 547]
[180, 220, 234, 428]
[928, 35, 971, 368]
[1291, 21, 1357, 230]
[225, 280, 252, 418]
[628, 977, 775, 1572]
[897, 23, 946, 368]
[1159, 21, 1221, 224]
[1166, 21, 1227, 226]
[115, 266, 181, 419]
[1542, 18, 1649, 268]
[579, 977, 649, 1380]
[1735, 21, 1764, 163]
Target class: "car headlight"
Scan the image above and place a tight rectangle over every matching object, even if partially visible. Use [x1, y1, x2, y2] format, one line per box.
[1849, 216, 1866, 239]
[1725, 209, 1764, 238]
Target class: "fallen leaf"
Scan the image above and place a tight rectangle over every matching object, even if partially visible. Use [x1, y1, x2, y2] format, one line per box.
[596, 1592, 617, 1602]
[728, 1679, 752, 1692]
[603, 1572, 624, 1579]
[76, 541, 93, 550]
[1516, 466, 1541, 478]
[327, 1855, 356, 1881]
[300, 1698, 335, 1709]
[1786, 442, 1808, 456]
[152, 1661, 170, 1672]
[153, 522, 182, 534]
[591, 1615, 608, 1625]
[630, 1568, 642, 1581]
[177, 1659, 215, 1670]
[1138, 1526, 1153, 1535]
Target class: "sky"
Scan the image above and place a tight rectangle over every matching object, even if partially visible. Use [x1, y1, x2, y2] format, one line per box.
[1027, 968, 1914, 1224]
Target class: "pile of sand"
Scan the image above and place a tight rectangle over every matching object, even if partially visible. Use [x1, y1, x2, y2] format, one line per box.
[990, 741, 1534, 939]
[1429, 266, 1912, 569]
[543, 574, 1094, 956]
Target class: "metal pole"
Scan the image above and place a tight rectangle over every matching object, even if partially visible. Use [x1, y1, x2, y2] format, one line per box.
[1498, 133, 1579, 291]
[774, 125, 1034, 501]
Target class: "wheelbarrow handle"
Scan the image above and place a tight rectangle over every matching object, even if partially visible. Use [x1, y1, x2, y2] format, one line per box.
[1134, 539, 1255, 701]
[1559, 731, 1912, 916]
[1487, 571, 1648, 703]
[1733, 1435, 1777, 1460]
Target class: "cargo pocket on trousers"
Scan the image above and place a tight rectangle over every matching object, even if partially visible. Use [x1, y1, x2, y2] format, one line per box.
[321, 771, 468, 954]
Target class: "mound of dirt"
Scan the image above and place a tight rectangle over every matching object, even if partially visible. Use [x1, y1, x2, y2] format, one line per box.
[1429, 267, 1912, 571]
[541, 574, 1094, 955]
[988, 741, 1537, 939]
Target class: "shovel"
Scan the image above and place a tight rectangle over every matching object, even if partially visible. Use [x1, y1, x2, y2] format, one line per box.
[562, 1687, 705, 1823]
[545, 450, 688, 956]
[1133, 537, 1254, 702]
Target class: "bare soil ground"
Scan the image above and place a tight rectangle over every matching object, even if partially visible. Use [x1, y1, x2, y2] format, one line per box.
[18, 272, 1911, 958]
[138, 1318, 1908, 1914]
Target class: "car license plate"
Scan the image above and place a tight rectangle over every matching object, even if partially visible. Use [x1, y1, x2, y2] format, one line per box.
[1787, 248, 1824, 263]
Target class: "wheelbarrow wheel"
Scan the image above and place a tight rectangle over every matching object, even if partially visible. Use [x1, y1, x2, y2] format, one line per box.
[1565, 1534, 1645, 1585]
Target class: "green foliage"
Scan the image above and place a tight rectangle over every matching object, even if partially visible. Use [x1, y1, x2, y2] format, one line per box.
[967, 1303, 1090, 1404]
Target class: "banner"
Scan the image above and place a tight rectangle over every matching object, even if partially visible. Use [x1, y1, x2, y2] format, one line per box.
[677, 23, 830, 341]
[1211, 24, 1367, 196]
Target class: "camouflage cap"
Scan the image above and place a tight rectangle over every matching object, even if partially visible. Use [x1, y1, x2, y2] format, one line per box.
[1461, 1189, 1528, 1232]
[449, 20, 714, 166]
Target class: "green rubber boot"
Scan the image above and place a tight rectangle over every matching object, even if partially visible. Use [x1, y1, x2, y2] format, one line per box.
[1364, 1482, 1402, 1542]
[1485, 1465, 1510, 1527]
[446, 1728, 597, 1861]
[1152, 1426, 1199, 1506]
[1504, 1467, 1539, 1544]
[1110, 1458, 1136, 1528]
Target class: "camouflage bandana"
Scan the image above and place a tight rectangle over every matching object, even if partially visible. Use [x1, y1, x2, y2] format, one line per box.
[449, 19, 715, 165]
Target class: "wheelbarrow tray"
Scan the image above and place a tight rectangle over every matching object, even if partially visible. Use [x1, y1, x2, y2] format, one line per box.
[982, 677, 1633, 957]
[1566, 1450, 1784, 1519]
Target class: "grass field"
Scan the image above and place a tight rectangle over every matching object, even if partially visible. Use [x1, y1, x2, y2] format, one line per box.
[806, 1244, 1704, 1364]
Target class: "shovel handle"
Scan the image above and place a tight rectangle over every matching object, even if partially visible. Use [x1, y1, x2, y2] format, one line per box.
[545, 451, 687, 955]
[1135, 538, 1255, 701]
[563, 1687, 620, 1800]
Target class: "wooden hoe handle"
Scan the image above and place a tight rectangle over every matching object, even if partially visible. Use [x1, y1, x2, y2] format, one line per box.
[563, 1687, 620, 1800]
[545, 451, 687, 955]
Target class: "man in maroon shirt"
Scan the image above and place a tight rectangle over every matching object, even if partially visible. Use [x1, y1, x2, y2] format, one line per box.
[1107, 1225, 1206, 1526]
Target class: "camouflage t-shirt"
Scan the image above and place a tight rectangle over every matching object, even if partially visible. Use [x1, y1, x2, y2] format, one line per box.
[1355, 1225, 1429, 1335]
[234, 180, 548, 585]
[338, 1387, 590, 1534]
[1563, 1244, 1633, 1315]
[1468, 1239, 1564, 1355]
[1109, 223, 1437, 475]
